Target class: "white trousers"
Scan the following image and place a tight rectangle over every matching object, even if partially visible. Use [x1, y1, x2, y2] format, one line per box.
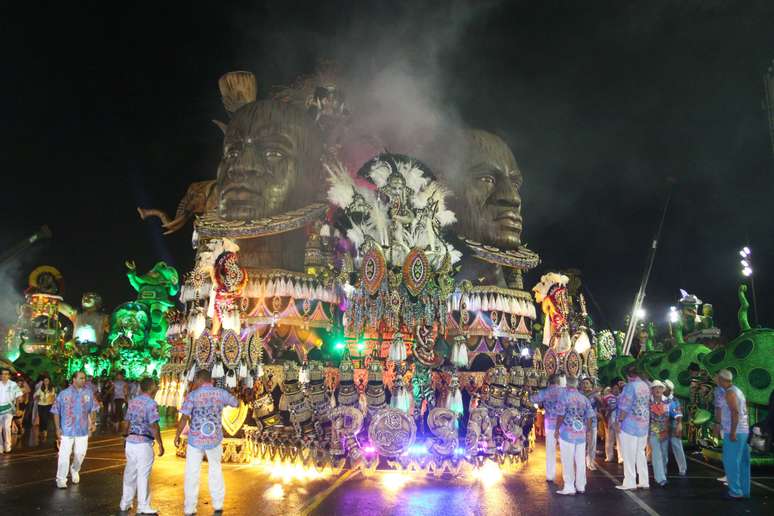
[586, 423, 598, 467]
[545, 426, 557, 481]
[605, 416, 621, 462]
[120, 442, 155, 511]
[184, 444, 225, 514]
[57, 435, 89, 484]
[0, 413, 12, 451]
[620, 431, 649, 488]
[559, 438, 587, 493]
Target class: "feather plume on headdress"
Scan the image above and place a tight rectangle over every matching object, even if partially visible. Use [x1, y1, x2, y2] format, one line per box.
[325, 161, 356, 208]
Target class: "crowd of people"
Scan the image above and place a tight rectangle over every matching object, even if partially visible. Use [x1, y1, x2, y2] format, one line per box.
[7, 366, 235, 515]
[532, 363, 752, 500]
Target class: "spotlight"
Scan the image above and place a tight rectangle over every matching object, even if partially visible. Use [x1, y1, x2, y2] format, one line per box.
[668, 307, 679, 323]
[743, 246, 751, 256]
[741, 260, 749, 267]
[742, 267, 753, 277]
[635, 308, 646, 320]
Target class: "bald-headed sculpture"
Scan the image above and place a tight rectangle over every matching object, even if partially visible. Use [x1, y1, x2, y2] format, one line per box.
[451, 129, 523, 250]
[216, 99, 323, 221]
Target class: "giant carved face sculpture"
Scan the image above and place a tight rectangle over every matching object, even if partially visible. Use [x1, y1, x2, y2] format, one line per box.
[451, 130, 523, 250]
[216, 100, 323, 221]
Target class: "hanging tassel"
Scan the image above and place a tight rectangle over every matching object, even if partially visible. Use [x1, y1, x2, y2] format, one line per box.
[238, 361, 248, 379]
[186, 365, 197, 382]
[574, 330, 591, 354]
[225, 370, 237, 388]
[188, 309, 206, 338]
[542, 313, 552, 346]
[558, 332, 572, 353]
[256, 363, 264, 378]
[243, 373, 253, 388]
[447, 387, 464, 416]
[212, 361, 225, 379]
[388, 333, 407, 362]
[451, 337, 468, 368]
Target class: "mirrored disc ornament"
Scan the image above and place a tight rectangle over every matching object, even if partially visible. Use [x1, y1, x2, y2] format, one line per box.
[220, 329, 242, 369]
[402, 248, 430, 297]
[543, 348, 558, 376]
[247, 332, 262, 369]
[566, 349, 581, 377]
[362, 246, 386, 296]
[194, 331, 214, 368]
[367, 407, 417, 456]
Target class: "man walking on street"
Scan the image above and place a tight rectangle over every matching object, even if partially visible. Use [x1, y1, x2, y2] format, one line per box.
[175, 369, 238, 515]
[554, 376, 594, 495]
[604, 380, 622, 463]
[120, 377, 164, 514]
[0, 368, 23, 453]
[716, 369, 751, 499]
[531, 374, 563, 482]
[581, 377, 601, 470]
[616, 365, 650, 490]
[664, 379, 687, 476]
[52, 371, 98, 488]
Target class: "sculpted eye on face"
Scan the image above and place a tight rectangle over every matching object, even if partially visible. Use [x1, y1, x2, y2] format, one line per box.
[216, 100, 322, 221]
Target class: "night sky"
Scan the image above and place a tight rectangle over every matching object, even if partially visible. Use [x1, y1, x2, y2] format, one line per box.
[2, 1, 773, 338]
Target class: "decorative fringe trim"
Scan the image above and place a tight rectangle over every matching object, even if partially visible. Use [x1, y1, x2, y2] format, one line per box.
[212, 361, 225, 379]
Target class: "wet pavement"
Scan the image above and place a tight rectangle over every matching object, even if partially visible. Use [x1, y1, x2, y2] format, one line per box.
[1, 421, 772, 515]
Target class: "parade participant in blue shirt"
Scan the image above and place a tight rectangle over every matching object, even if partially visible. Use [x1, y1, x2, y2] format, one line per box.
[648, 380, 671, 486]
[615, 364, 651, 490]
[580, 377, 601, 470]
[119, 377, 164, 515]
[716, 369, 751, 500]
[664, 379, 687, 476]
[175, 369, 238, 515]
[554, 376, 594, 495]
[52, 370, 98, 488]
[531, 374, 563, 482]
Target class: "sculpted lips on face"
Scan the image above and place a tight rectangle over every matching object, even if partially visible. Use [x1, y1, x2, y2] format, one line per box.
[494, 210, 522, 232]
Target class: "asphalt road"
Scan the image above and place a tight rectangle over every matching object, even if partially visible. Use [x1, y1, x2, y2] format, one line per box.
[1, 421, 772, 515]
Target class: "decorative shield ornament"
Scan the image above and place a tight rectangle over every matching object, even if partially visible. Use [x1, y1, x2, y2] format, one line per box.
[361, 246, 386, 296]
[368, 407, 416, 456]
[194, 331, 214, 368]
[402, 248, 430, 297]
[543, 348, 558, 376]
[566, 349, 581, 377]
[586, 347, 598, 377]
[221, 401, 249, 436]
[220, 329, 242, 369]
[247, 332, 262, 369]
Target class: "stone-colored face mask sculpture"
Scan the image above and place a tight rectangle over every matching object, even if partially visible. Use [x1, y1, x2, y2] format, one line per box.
[216, 100, 323, 221]
[452, 130, 523, 250]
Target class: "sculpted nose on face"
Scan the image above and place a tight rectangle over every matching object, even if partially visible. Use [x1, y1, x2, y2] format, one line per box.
[492, 180, 521, 209]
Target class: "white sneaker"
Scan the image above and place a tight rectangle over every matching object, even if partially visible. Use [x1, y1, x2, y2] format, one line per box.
[56, 481, 67, 489]
[137, 508, 159, 515]
[717, 475, 727, 482]
[616, 485, 636, 491]
[556, 489, 576, 495]
[70, 470, 80, 484]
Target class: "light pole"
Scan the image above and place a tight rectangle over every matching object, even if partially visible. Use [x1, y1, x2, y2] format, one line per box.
[739, 246, 758, 326]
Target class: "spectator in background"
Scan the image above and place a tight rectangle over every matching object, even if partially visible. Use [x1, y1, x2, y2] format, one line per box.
[34, 376, 57, 445]
[112, 371, 128, 433]
[604, 379, 623, 463]
[616, 365, 651, 491]
[664, 379, 686, 476]
[716, 369, 751, 500]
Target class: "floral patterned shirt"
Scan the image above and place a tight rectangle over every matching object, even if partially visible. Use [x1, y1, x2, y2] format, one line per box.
[532, 385, 563, 430]
[556, 387, 594, 444]
[125, 393, 160, 444]
[618, 378, 650, 437]
[649, 398, 670, 441]
[52, 385, 98, 437]
[180, 383, 238, 450]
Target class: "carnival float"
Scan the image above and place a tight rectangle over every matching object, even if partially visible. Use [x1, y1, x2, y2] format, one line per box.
[131, 65, 582, 477]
